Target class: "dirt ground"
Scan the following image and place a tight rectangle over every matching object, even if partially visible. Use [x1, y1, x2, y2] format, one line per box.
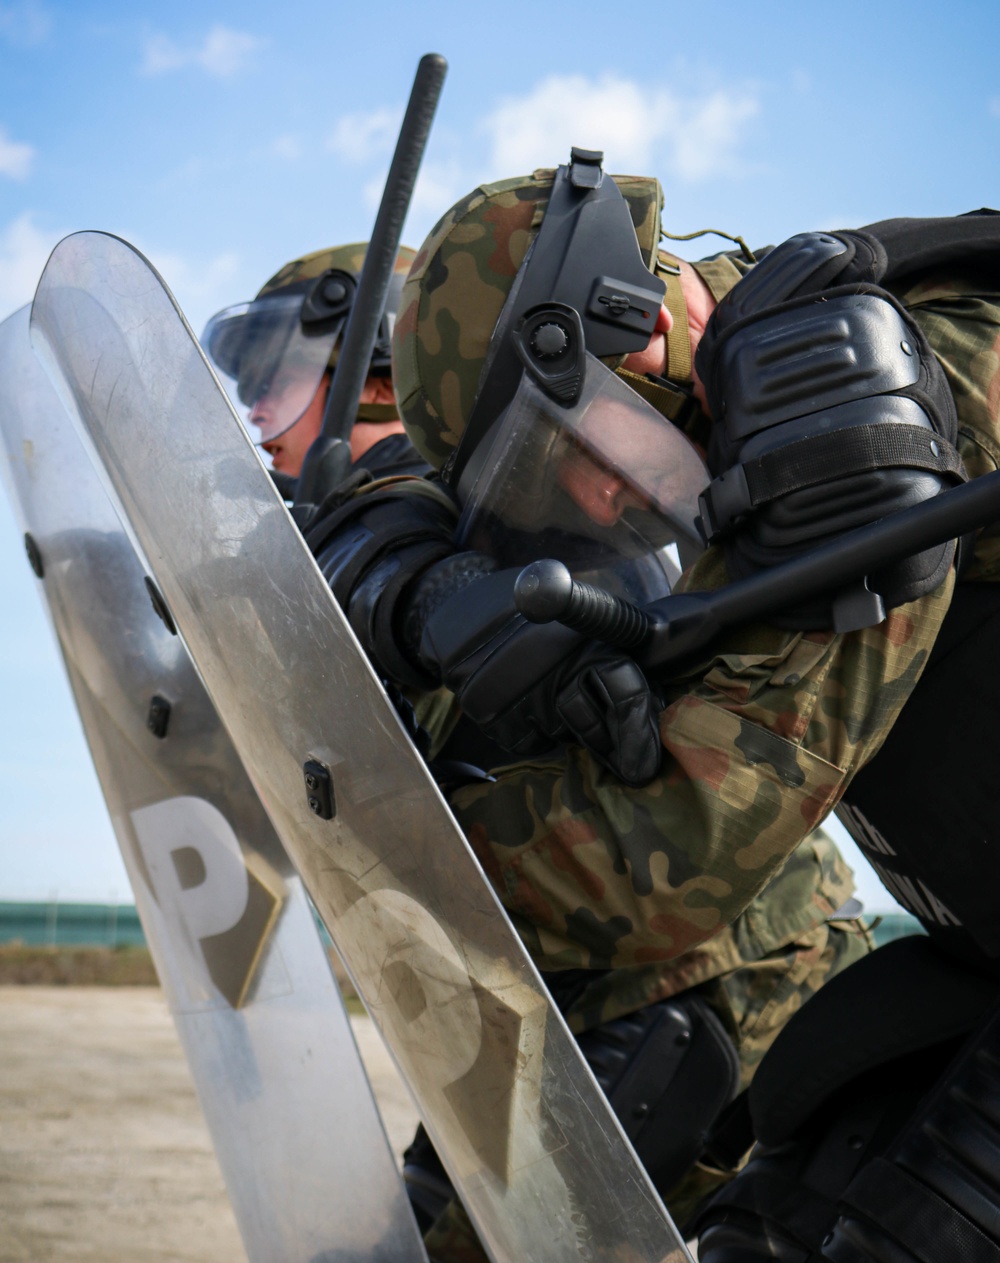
[0, 986, 420, 1262]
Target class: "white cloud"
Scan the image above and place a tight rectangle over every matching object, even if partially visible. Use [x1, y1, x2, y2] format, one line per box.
[0, 212, 62, 321]
[483, 75, 655, 175]
[0, 125, 34, 180]
[269, 134, 302, 162]
[328, 106, 403, 164]
[362, 158, 464, 225]
[0, 0, 51, 46]
[480, 73, 760, 183]
[668, 88, 759, 182]
[141, 24, 262, 78]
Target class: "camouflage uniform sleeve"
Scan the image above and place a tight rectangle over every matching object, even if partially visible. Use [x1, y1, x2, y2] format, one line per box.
[448, 280, 1000, 974]
[450, 576, 950, 971]
[897, 271, 1000, 579]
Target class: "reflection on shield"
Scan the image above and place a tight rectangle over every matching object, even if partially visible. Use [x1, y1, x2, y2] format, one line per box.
[458, 363, 709, 607]
[0, 303, 426, 1263]
[28, 231, 694, 1263]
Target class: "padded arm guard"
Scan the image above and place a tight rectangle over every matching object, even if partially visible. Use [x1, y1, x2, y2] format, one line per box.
[695, 231, 966, 626]
[304, 479, 468, 689]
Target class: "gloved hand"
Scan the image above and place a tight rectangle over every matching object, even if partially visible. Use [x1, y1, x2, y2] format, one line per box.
[417, 566, 663, 788]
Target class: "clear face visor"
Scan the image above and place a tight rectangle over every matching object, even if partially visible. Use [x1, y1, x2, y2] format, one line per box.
[458, 355, 709, 604]
[202, 292, 343, 445]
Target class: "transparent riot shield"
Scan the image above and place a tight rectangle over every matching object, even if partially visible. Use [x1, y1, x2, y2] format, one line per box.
[0, 304, 427, 1263]
[29, 231, 694, 1263]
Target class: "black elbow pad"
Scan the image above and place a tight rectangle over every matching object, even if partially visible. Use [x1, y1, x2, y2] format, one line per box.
[695, 232, 965, 626]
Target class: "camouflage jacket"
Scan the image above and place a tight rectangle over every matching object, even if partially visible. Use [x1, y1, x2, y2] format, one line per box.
[439, 260, 1000, 999]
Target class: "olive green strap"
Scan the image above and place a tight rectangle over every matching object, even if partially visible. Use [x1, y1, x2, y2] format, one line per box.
[661, 266, 692, 383]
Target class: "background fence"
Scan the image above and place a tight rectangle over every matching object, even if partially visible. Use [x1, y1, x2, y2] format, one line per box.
[0, 900, 922, 951]
[0, 901, 146, 947]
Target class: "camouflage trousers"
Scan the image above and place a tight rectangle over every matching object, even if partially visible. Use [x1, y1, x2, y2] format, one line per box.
[422, 917, 871, 1262]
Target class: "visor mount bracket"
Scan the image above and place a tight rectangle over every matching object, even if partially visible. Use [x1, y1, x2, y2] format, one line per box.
[144, 577, 177, 636]
[303, 759, 336, 821]
[569, 146, 604, 189]
[301, 268, 356, 326]
[514, 303, 586, 406]
[146, 694, 171, 740]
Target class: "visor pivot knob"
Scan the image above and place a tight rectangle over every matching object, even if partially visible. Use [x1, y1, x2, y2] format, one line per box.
[322, 279, 349, 304]
[530, 322, 569, 360]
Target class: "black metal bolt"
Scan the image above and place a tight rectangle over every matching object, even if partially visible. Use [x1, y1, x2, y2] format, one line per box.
[631, 1102, 649, 1120]
[531, 322, 569, 359]
[303, 758, 335, 819]
[23, 533, 44, 579]
[144, 577, 177, 635]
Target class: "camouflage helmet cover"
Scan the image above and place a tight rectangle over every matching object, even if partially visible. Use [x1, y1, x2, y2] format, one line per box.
[217, 240, 417, 376]
[204, 241, 416, 443]
[392, 171, 664, 470]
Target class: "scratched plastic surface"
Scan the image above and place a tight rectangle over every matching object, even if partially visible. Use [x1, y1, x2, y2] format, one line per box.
[0, 302, 427, 1263]
[29, 231, 694, 1263]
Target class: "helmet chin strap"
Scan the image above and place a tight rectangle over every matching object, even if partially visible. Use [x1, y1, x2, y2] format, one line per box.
[354, 402, 400, 424]
[659, 265, 692, 384]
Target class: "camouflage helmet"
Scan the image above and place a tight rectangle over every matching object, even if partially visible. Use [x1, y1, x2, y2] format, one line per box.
[253, 242, 417, 371]
[204, 242, 415, 444]
[392, 171, 669, 471]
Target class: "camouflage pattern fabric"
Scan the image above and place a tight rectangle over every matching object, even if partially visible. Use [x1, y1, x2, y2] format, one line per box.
[259, 240, 417, 374]
[389, 176, 995, 974]
[258, 241, 417, 299]
[392, 170, 664, 469]
[446, 565, 950, 971]
[412, 268, 1000, 1257]
[384, 178, 1000, 1255]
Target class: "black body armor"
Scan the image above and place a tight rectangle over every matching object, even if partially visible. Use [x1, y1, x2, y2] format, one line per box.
[693, 213, 1000, 1259]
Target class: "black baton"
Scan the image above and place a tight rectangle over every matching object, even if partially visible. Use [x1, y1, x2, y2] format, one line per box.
[294, 52, 447, 510]
[515, 469, 1000, 673]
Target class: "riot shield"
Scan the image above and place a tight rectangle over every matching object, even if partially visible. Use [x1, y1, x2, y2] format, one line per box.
[29, 231, 694, 1263]
[0, 304, 428, 1263]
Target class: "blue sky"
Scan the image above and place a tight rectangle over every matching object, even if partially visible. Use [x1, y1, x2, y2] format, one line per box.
[1, 0, 998, 905]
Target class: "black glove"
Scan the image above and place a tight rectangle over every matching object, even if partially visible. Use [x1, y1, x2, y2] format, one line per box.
[305, 481, 662, 787]
[418, 567, 663, 788]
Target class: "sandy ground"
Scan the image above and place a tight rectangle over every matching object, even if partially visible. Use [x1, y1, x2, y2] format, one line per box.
[0, 987, 420, 1262]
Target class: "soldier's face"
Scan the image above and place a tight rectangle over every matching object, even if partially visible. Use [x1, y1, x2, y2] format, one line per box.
[555, 403, 680, 529]
[257, 371, 404, 476]
[256, 371, 329, 475]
